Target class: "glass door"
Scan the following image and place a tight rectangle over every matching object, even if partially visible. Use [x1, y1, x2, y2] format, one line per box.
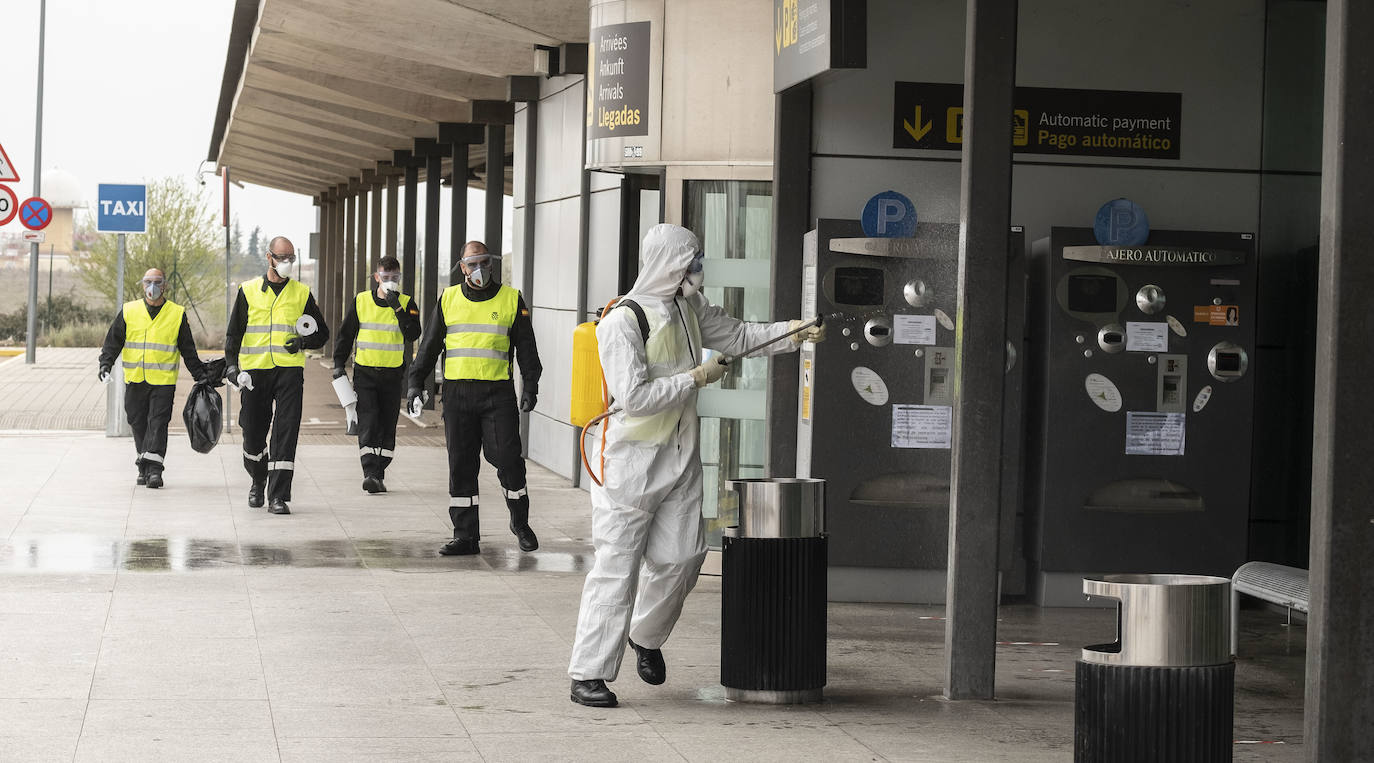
[683, 180, 773, 550]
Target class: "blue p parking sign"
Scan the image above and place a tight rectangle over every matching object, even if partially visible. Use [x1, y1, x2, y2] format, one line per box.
[97, 184, 147, 234]
[861, 190, 918, 238]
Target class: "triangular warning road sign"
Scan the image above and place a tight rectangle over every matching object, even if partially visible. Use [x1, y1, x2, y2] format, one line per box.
[0, 142, 20, 183]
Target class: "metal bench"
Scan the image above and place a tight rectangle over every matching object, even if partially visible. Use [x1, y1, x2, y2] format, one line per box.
[1231, 561, 1309, 655]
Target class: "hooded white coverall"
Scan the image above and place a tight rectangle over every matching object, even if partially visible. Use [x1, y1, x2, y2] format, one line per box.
[568, 224, 801, 682]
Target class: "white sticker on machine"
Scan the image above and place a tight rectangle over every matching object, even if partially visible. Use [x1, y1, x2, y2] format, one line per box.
[1192, 385, 1213, 413]
[1085, 373, 1123, 413]
[851, 366, 889, 406]
[892, 404, 952, 449]
[893, 314, 937, 345]
[1125, 411, 1186, 456]
[802, 265, 817, 320]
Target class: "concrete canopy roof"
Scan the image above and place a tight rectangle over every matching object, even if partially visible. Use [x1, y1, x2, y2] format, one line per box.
[208, 0, 587, 196]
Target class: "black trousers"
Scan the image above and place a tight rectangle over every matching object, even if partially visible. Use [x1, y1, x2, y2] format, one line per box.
[443, 379, 529, 541]
[239, 367, 303, 502]
[125, 382, 175, 475]
[355, 364, 404, 479]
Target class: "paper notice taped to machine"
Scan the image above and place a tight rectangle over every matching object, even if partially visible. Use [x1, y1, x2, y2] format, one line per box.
[892, 404, 952, 449]
[1125, 322, 1169, 352]
[893, 314, 937, 345]
[1125, 411, 1186, 456]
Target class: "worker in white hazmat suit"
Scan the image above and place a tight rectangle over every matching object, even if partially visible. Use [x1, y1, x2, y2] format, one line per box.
[568, 223, 825, 708]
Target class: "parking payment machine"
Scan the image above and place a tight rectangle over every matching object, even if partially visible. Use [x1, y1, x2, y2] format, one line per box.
[1026, 227, 1257, 605]
[796, 219, 1026, 600]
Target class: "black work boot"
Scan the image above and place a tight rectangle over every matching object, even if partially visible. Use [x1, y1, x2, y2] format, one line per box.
[506, 494, 538, 552]
[248, 481, 265, 508]
[362, 475, 383, 494]
[570, 679, 618, 708]
[439, 537, 479, 556]
[267, 499, 290, 515]
[145, 470, 164, 489]
[136, 463, 147, 486]
[628, 639, 666, 685]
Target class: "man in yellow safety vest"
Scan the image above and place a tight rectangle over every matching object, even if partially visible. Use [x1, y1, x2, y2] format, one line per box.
[97, 268, 208, 488]
[224, 237, 330, 514]
[407, 240, 542, 556]
[333, 255, 422, 493]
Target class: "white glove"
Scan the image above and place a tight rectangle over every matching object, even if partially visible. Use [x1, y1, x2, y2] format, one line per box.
[789, 319, 826, 345]
[98, 368, 111, 384]
[406, 392, 426, 418]
[235, 370, 254, 391]
[689, 356, 729, 388]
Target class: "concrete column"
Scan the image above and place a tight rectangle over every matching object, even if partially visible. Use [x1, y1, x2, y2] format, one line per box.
[421, 142, 443, 408]
[356, 183, 369, 291]
[944, 0, 1017, 701]
[766, 82, 812, 476]
[1305, 0, 1374, 757]
[485, 123, 504, 253]
[316, 193, 331, 357]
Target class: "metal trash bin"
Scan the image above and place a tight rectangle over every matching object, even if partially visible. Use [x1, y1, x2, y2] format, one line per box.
[720, 478, 827, 704]
[1076, 574, 1234, 763]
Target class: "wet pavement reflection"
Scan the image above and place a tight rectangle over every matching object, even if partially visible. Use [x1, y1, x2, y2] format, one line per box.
[0, 535, 593, 573]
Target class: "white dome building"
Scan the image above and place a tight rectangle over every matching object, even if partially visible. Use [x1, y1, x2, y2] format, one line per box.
[37, 168, 85, 256]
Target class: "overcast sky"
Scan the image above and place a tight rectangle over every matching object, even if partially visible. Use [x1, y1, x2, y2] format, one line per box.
[3, 0, 501, 265]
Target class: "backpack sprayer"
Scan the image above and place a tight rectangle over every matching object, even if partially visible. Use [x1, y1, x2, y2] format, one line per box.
[571, 305, 825, 486]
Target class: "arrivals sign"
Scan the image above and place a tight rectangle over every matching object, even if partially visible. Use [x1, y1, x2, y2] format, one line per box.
[892, 82, 1182, 160]
[588, 21, 650, 139]
[773, 0, 866, 93]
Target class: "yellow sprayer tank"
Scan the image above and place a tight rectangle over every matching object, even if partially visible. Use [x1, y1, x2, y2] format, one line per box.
[570, 320, 605, 427]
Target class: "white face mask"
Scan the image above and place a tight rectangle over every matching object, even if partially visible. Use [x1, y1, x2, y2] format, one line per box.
[272, 259, 294, 279]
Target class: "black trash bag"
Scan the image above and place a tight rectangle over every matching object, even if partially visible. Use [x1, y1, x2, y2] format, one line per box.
[199, 357, 227, 388]
[183, 382, 224, 453]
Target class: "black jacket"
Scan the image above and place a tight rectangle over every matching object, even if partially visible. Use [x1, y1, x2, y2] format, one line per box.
[224, 275, 329, 371]
[407, 282, 541, 393]
[98, 300, 207, 381]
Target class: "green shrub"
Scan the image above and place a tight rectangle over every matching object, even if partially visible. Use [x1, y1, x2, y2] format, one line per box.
[46, 321, 110, 347]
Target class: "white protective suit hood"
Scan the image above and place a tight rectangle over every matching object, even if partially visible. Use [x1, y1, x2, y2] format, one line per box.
[625, 224, 700, 304]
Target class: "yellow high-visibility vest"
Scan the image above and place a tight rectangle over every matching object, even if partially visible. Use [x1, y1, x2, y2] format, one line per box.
[121, 299, 185, 385]
[354, 290, 411, 368]
[440, 284, 519, 381]
[240, 277, 309, 370]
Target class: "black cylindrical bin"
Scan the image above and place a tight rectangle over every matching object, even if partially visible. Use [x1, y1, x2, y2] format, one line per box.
[720, 478, 826, 704]
[1076, 574, 1234, 763]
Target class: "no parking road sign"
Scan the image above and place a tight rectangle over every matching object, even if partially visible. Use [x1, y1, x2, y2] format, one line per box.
[0, 185, 15, 227]
[19, 197, 51, 231]
[97, 183, 147, 233]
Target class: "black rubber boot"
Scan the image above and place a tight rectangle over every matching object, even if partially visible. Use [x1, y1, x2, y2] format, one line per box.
[248, 481, 265, 508]
[507, 495, 538, 552]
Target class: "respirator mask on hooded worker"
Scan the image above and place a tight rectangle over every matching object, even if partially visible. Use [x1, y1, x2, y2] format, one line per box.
[142, 276, 164, 301]
[461, 252, 498, 289]
[679, 250, 705, 297]
[271, 252, 296, 279]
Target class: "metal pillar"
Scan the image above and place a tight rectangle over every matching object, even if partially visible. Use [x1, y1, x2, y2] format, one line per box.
[1306, 0, 1374, 757]
[386, 173, 399, 260]
[344, 190, 356, 306]
[486, 123, 505, 253]
[402, 158, 419, 301]
[370, 178, 383, 267]
[356, 183, 369, 290]
[766, 82, 813, 476]
[451, 143, 470, 285]
[316, 193, 330, 357]
[24, 0, 45, 364]
[943, 0, 1018, 701]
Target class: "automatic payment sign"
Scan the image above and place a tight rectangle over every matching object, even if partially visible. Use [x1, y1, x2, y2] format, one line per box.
[893, 82, 1182, 160]
[588, 22, 650, 139]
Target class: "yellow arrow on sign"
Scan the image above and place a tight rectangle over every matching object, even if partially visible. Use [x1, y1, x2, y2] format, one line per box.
[903, 106, 933, 142]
